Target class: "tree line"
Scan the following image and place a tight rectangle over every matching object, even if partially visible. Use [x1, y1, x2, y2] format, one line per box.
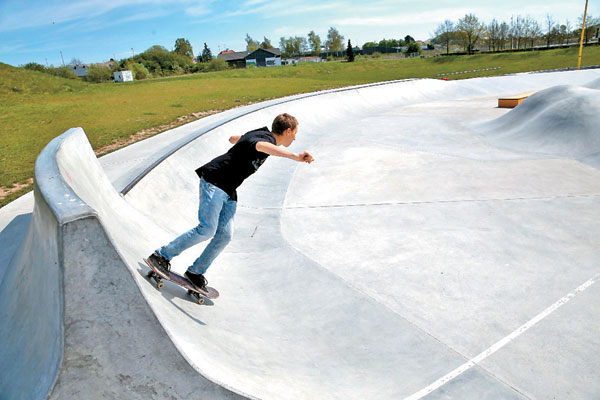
[433, 13, 599, 55]
[244, 27, 346, 58]
[20, 38, 228, 82]
[20, 12, 598, 82]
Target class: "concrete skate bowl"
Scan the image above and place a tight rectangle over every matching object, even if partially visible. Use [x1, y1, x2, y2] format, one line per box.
[2, 71, 600, 400]
[479, 82, 600, 167]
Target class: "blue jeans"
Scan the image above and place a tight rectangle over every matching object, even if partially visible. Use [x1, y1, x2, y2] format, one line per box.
[156, 178, 237, 274]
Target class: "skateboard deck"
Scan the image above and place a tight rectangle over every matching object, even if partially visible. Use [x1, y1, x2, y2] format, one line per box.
[143, 258, 219, 304]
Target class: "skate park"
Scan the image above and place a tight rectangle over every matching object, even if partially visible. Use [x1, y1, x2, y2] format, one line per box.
[1, 69, 599, 399]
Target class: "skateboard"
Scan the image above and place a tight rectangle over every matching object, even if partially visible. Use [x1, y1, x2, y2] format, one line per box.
[143, 258, 219, 305]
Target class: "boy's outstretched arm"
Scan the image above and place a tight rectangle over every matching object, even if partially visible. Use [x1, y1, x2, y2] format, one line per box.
[256, 142, 314, 163]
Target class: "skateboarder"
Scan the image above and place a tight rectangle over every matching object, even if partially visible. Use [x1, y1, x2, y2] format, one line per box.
[147, 113, 314, 291]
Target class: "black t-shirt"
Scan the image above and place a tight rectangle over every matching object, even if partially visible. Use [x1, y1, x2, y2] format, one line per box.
[195, 127, 276, 201]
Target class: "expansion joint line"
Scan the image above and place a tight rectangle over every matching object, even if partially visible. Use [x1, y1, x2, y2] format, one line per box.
[404, 272, 600, 400]
[239, 193, 600, 211]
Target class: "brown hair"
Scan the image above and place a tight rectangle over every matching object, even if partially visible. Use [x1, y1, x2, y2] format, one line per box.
[271, 113, 298, 135]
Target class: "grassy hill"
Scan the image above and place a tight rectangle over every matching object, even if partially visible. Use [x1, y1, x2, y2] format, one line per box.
[1, 45, 599, 207]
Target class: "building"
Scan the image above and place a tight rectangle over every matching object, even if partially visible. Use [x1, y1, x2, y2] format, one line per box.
[218, 48, 281, 68]
[71, 64, 89, 77]
[114, 70, 134, 82]
[282, 56, 323, 65]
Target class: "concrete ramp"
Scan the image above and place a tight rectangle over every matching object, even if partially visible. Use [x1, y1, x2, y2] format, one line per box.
[2, 69, 600, 399]
[480, 84, 600, 167]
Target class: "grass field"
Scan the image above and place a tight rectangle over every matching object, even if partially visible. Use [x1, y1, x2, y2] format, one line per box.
[1, 45, 599, 207]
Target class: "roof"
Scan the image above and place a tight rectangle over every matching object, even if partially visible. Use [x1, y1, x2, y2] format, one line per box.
[218, 47, 281, 62]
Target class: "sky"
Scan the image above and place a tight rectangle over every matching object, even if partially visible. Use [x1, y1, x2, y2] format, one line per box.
[0, 0, 596, 67]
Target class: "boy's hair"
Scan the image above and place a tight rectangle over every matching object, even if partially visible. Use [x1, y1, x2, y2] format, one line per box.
[271, 113, 298, 135]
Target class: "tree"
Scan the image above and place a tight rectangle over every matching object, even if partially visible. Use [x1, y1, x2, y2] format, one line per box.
[565, 20, 573, 43]
[487, 19, 500, 51]
[201, 43, 213, 62]
[174, 38, 193, 58]
[279, 36, 308, 58]
[576, 14, 599, 44]
[346, 39, 355, 62]
[510, 15, 525, 49]
[456, 14, 485, 54]
[326, 27, 344, 57]
[404, 35, 415, 44]
[544, 14, 557, 47]
[434, 20, 455, 54]
[130, 45, 193, 77]
[307, 30, 322, 56]
[524, 16, 542, 48]
[379, 39, 400, 48]
[405, 41, 422, 57]
[260, 37, 274, 49]
[69, 57, 83, 66]
[245, 34, 259, 51]
[499, 21, 510, 49]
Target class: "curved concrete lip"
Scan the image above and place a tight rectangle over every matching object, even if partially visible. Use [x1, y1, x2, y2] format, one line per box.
[3, 69, 600, 399]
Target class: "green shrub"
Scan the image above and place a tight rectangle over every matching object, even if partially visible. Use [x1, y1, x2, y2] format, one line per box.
[131, 63, 150, 80]
[52, 66, 78, 79]
[21, 62, 46, 72]
[86, 64, 113, 83]
[205, 58, 229, 72]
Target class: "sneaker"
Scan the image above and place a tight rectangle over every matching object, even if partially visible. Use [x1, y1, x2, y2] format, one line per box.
[185, 270, 208, 292]
[147, 252, 171, 278]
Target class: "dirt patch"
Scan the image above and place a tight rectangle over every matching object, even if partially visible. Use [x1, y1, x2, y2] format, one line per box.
[94, 110, 221, 156]
[0, 178, 34, 200]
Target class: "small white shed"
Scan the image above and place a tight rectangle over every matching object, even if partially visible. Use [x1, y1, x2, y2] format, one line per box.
[114, 70, 134, 82]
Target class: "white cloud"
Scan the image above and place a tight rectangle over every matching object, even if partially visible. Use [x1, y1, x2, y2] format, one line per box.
[333, 8, 471, 27]
[185, 4, 212, 17]
[0, 0, 201, 32]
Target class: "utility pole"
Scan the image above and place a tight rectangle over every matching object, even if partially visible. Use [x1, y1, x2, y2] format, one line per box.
[131, 48, 135, 58]
[577, 0, 589, 70]
[60, 51, 65, 66]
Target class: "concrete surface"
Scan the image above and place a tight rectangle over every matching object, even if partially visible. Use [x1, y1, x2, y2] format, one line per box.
[1, 70, 599, 399]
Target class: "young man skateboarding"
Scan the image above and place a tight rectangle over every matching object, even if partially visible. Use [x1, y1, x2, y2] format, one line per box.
[147, 113, 313, 291]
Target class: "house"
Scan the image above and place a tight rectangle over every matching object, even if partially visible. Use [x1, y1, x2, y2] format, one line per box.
[282, 56, 323, 65]
[71, 64, 89, 77]
[218, 48, 281, 68]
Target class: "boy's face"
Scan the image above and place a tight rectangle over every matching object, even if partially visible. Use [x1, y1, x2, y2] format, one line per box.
[282, 127, 298, 147]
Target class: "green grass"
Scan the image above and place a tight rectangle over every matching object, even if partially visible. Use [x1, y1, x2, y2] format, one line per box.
[1, 45, 599, 207]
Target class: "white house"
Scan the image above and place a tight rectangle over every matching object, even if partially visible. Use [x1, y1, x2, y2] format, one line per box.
[114, 70, 134, 82]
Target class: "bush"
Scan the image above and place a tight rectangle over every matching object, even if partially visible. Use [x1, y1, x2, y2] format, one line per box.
[128, 45, 193, 76]
[52, 66, 78, 79]
[21, 62, 46, 72]
[405, 42, 422, 57]
[86, 64, 113, 83]
[205, 58, 229, 72]
[131, 63, 150, 80]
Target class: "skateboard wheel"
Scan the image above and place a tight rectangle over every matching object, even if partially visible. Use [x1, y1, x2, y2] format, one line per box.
[197, 297, 205, 305]
[157, 280, 164, 289]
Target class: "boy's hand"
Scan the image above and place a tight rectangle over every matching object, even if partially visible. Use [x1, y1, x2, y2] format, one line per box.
[297, 151, 314, 164]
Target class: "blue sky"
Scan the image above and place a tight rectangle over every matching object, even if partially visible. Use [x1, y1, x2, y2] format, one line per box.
[0, 0, 595, 67]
